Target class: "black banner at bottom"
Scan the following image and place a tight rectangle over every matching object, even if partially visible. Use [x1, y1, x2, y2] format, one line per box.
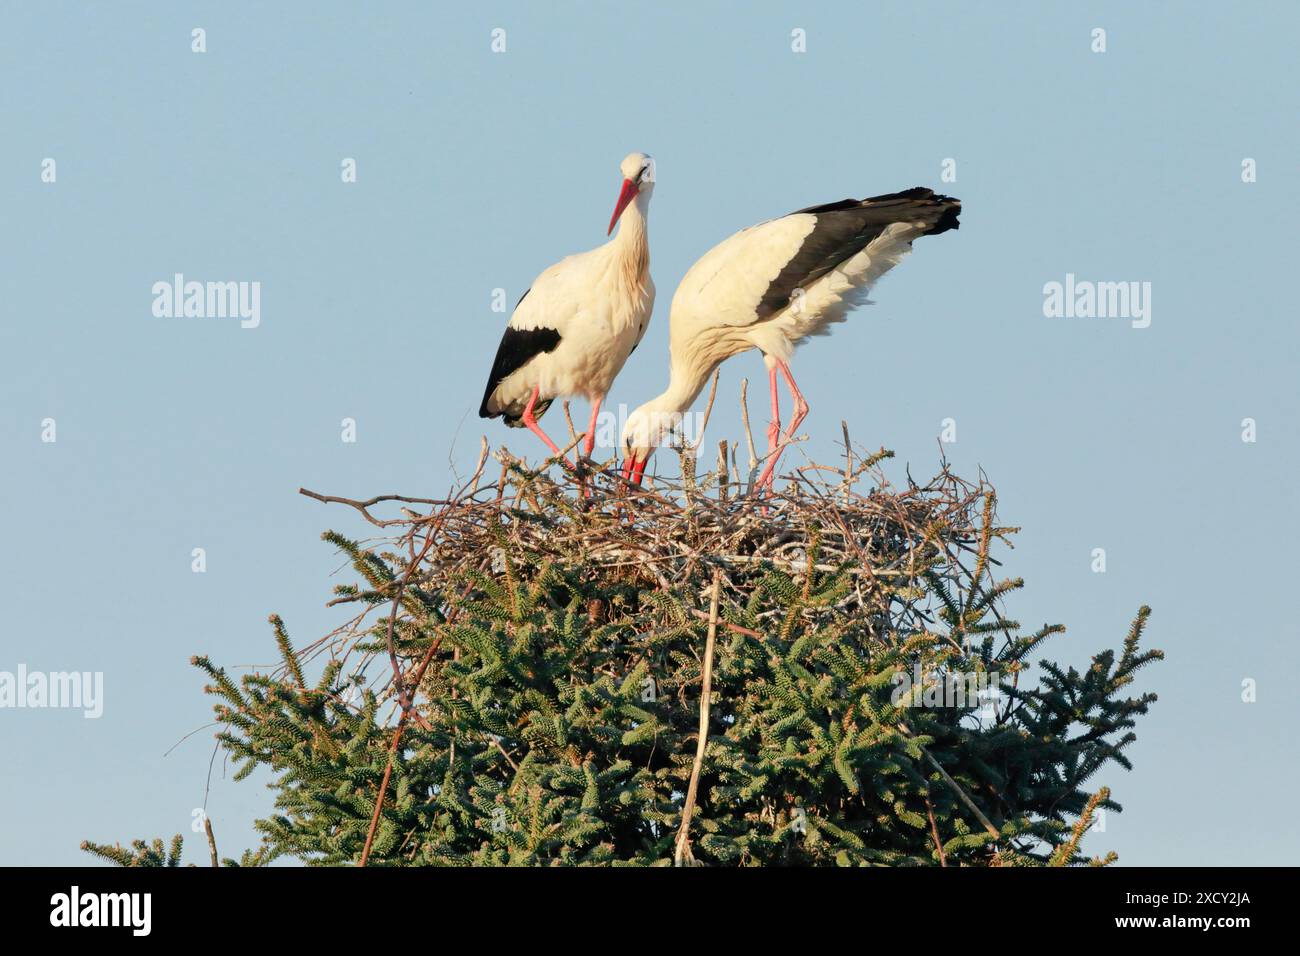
[0, 865, 1278, 941]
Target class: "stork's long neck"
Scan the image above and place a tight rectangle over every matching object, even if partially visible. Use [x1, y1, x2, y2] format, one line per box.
[611, 188, 651, 283]
[645, 354, 718, 423]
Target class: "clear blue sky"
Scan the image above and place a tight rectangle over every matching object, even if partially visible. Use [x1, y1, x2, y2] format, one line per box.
[3, 2, 1296, 865]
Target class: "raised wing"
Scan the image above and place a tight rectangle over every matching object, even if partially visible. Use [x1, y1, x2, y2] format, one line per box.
[671, 188, 960, 329]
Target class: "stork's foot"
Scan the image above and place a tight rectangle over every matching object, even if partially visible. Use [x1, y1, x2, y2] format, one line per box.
[750, 476, 775, 518]
[751, 464, 778, 514]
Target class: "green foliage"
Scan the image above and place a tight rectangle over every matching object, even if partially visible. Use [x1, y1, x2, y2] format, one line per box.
[80, 834, 274, 868]
[85, 456, 1162, 867]
[81, 835, 184, 867]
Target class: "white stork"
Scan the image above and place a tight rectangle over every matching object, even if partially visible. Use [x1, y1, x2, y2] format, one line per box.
[479, 151, 656, 462]
[620, 187, 960, 486]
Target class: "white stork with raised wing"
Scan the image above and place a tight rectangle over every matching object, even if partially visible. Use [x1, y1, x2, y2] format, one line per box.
[479, 151, 656, 462]
[620, 187, 960, 486]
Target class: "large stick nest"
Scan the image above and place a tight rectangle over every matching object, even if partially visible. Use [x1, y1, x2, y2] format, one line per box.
[296, 424, 1017, 692]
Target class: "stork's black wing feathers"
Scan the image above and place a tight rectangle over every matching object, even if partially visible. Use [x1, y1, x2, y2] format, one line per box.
[756, 187, 960, 319]
[478, 318, 562, 421]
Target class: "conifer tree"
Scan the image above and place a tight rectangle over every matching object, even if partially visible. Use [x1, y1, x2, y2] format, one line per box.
[87, 438, 1162, 867]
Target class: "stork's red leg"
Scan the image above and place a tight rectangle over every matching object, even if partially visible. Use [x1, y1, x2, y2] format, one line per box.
[583, 396, 603, 459]
[573, 396, 604, 500]
[766, 366, 782, 457]
[755, 361, 807, 493]
[522, 385, 563, 459]
[755, 367, 782, 491]
[778, 360, 809, 442]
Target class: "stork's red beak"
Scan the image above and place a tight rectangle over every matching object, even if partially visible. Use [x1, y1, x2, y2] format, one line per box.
[607, 178, 638, 235]
[620, 453, 648, 485]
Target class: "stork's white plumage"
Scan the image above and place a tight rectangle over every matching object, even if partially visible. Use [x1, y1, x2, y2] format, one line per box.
[480, 151, 657, 460]
[621, 187, 960, 486]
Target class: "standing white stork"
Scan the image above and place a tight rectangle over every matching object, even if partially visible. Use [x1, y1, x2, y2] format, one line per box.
[620, 187, 960, 486]
[479, 151, 656, 462]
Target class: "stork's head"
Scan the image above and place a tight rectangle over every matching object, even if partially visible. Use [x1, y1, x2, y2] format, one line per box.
[620, 402, 678, 485]
[608, 152, 656, 235]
